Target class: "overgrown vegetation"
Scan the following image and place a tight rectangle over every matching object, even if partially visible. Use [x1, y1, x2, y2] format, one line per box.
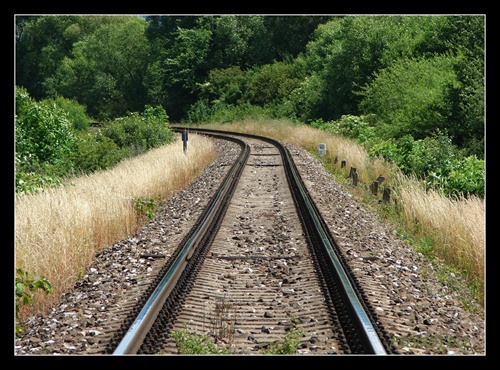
[170, 318, 304, 355]
[15, 87, 174, 195]
[15, 268, 53, 337]
[171, 324, 230, 355]
[311, 116, 484, 198]
[15, 14, 484, 338]
[15, 134, 217, 331]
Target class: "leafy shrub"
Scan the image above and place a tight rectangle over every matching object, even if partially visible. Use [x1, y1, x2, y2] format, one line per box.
[171, 324, 229, 354]
[427, 155, 485, 198]
[15, 268, 53, 337]
[15, 169, 63, 195]
[16, 86, 77, 166]
[199, 66, 247, 106]
[133, 197, 159, 221]
[310, 115, 376, 144]
[368, 138, 402, 165]
[185, 100, 272, 124]
[15, 87, 78, 193]
[359, 54, 460, 141]
[44, 96, 91, 131]
[245, 61, 304, 107]
[369, 132, 484, 197]
[369, 133, 457, 178]
[404, 133, 458, 178]
[71, 131, 131, 173]
[103, 105, 173, 154]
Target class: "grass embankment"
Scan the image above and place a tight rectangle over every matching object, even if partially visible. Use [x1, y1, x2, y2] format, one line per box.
[15, 133, 216, 316]
[195, 120, 485, 308]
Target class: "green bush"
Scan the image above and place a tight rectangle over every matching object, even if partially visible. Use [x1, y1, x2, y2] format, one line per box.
[44, 96, 91, 131]
[15, 268, 53, 337]
[15, 87, 78, 193]
[185, 100, 273, 124]
[71, 131, 131, 173]
[133, 196, 159, 221]
[404, 134, 458, 178]
[103, 105, 173, 154]
[16, 86, 77, 166]
[170, 324, 229, 354]
[369, 132, 483, 198]
[427, 155, 485, 198]
[310, 115, 376, 144]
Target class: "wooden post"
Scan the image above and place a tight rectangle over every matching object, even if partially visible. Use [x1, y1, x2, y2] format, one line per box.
[370, 181, 378, 195]
[383, 187, 391, 204]
[352, 172, 358, 186]
[349, 167, 356, 179]
[376, 175, 385, 185]
[341, 160, 346, 168]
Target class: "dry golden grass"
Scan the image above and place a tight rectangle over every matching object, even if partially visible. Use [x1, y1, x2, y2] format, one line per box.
[194, 119, 485, 304]
[395, 174, 485, 297]
[15, 134, 216, 314]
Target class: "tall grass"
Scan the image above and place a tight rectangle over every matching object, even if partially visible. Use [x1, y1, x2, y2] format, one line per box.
[15, 134, 216, 315]
[394, 174, 485, 300]
[197, 119, 485, 306]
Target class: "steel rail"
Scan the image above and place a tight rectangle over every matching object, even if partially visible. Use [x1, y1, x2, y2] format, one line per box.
[112, 131, 249, 354]
[172, 127, 387, 355]
[112, 127, 387, 354]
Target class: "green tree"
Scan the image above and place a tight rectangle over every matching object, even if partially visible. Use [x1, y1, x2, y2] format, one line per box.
[245, 61, 304, 107]
[199, 66, 247, 105]
[151, 24, 212, 120]
[45, 16, 150, 120]
[16, 16, 78, 100]
[359, 55, 460, 141]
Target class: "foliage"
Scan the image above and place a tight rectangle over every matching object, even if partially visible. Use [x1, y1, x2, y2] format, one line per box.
[133, 197, 159, 221]
[15, 88, 172, 194]
[155, 24, 212, 120]
[43, 96, 90, 131]
[15, 86, 77, 193]
[199, 66, 247, 105]
[369, 134, 452, 177]
[170, 324, 229, 354]
[71, 131, 131, 173]
[15, 268, 53, 337]
[103, 105, 173, 155]
[15, 170, 63, 195]
[16, 15, 485, 198]
[245, 62, 305, 107]
[43, 16, 151, 120]
[368, 132, 484, 197]
[310, 114, 376, 144]
[427, 155, 485, 198]
[16, 86, 77, 166]
[358, 54, 460, 141]
[185, 100, 273, 124]
[261, 319, 304, 354]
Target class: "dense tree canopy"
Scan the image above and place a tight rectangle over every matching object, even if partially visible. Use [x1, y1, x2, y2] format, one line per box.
[15, 14, 485, 159]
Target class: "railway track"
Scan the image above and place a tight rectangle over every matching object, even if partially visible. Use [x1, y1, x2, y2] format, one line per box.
[98, 128, 394, 355]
